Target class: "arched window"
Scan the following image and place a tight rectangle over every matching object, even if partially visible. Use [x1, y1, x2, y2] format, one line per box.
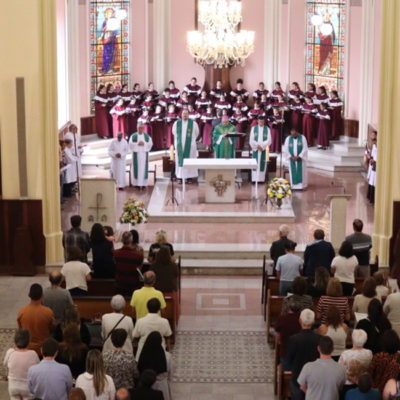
[89, 0, 130, 111]
[305, 0, 346, 98]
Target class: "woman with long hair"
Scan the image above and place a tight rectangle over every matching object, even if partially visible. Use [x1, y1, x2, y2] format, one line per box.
[76, 349, 115, 399]
[353, 277, 380, 314]
[138, 331, 171, 400]
[90, 223, 115, 279]
[150, 245, 178, 293]
[148, 229, 175, 263]
[307, 266, 330, 297]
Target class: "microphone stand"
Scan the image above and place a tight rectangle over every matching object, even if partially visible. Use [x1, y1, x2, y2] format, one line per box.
[166, 160, 179, 206]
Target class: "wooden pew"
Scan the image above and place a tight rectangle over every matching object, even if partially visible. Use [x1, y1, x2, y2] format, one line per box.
[277, 364, 292, 400]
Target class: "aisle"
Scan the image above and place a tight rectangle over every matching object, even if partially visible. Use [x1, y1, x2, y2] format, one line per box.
[170, 276, 274, 400]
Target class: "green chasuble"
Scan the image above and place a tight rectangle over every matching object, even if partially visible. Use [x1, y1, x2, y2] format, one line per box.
[131, 132, 150, 179]
[212, 123, 237, 159]
[288, 134, 304, 185]
[252, 125, 269, 172]
[176, 119, 194, 167]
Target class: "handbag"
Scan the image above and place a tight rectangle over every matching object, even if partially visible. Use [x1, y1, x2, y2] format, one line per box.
[105, 315, 126, 342]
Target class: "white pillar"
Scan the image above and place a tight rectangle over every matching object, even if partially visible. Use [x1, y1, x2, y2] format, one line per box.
[326, 194, 352, 250]
[264, 0, 282, 90]
[358, 0, 375, 145]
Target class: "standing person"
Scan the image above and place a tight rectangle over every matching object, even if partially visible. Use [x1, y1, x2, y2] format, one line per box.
[200, 106, 215, 147]
[304, 82, 316, 99]
[247, 102, 264, 128]
[253, 81, 270, 102]
[28, 338, 73, 400]
[268, 106, 285, 153]
[315, 85, 330, 107]
[329, 90, 343, 139]
[283, 129, 309, 190]
[128, 123, 153, 190]
[297, 336, 346, 400]
[195, 90, 212, 113]
[125, 97, 140, 136]
[270, 225, 295, 274]
[94, 85, 110, 138]
[165, 80, 180, 100]
[150, 246, 179, 293]
[90, 223, 115, 279]
[63, 139, 79, 197]
[17, 284, 55, 356]
[110, 98, 127, 138]
[383, 290, 400, 337]
[276, 241, 303, 296]
[301, 96, 318, 147]
[150, 105, 165, 150]
[271, 81, 285, 101]
[210, 80, 227, 103]
[230, 78, 249, 101]
[183, 77, 202, 104]
[64, 124, 83, 181]
[353, 278, 380, 314]
[367, 137, 377, 205]
[108, 132, 128, 191]
[165, 104, 179, 148]
[213, 115, 237, 159]
[3, 330, 40, 400]
[316, 102, 331, 150]
[288, 82, 304, 100]
[130, 370, 164, 400]
[249, 116, 271, 183]
[290, 95, 303, 132]
[62, 215, 90, 263]
[148, 229, 176, 263]
[172, 108, 199, 183]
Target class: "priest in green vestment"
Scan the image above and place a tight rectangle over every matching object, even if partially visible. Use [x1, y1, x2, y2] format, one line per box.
[212, 115, 238, 159]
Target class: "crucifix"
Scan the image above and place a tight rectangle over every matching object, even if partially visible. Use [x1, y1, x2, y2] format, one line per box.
[88, 193, 107, 222]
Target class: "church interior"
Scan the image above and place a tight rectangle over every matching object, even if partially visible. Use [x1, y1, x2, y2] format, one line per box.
[1, 0, 400, 399]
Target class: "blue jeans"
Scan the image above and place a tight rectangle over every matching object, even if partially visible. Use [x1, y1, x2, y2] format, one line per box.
[279, 281, 293, 296]
[290, 380, 305, 400]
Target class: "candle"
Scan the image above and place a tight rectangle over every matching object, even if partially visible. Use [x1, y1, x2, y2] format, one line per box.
[170, 145, 175, 161]
[266, 146, 270, 161]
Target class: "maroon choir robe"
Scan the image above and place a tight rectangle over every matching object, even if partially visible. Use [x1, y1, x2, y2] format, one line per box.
[230, 113, 248, 150]
[168, 88, 181, 100]
[230, 89, 249, 101]
[132, 91, 143, 104]
[176, 98, 190, 113]
[288, 89, 304, 100]
[195, 97, 212, 113]
[214, 101, 231, 112]
[304, 90, 316, 99]
[316, 110, 331, 147]
[158, 96, 176, 110]
[253, 89, 269, 102]
[233, 101, 248, 113]
[138, 114, 153, 137]
[94, 93, 110, 138]
[150, 113, 165, 150]
[301, 103, 318, 146]
[119, 91, 131, 105]
[268, 114, 285, 152]
[260, 101, 272, 115]
[143, 89, 159, 100]
[106, 92, 118, 134]
[110, 105, 126, 137]
[165, 113, 179, 148]
[125, 103, 140, 136]
[210, 88, 227, 103]
[141, 100, 155, 113]
[188, 111, 201, 126]
[329, 98, 343, 139]
[271, 89, 284, 101]
[183, 84, 202, 104]
[200, 113, 214, 146]
[289, 100, 303, 132]
[315, 94, 330, 108]
[247, 108, 265, 127]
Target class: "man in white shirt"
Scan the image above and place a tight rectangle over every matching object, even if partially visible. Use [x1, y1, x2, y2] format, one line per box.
[132, 297, 172, 361]
[108, 132, 129, 190]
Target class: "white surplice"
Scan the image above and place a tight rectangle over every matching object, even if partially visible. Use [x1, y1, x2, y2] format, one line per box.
[64, 132, 83, 178]
[108, 138, 128, 188]
[283, 135, 308, 190]
[64, 147, 78, 184]
[172, 119, 199, 179]
[128, 133, 153, 187]
[249, 125, 272, 182]
[368, 144, 377, 187]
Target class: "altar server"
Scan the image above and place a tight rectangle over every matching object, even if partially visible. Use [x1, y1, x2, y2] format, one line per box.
[283, 129, 308, 190]
[172, 109, 199, 182]
[249, 116, 271, 183]
[63, 139, 78, 197]
[64, 124, 83, 179]
[129, 124, 153, 189]
[108, 132, 128, 190]
[213, 115, 237, 159]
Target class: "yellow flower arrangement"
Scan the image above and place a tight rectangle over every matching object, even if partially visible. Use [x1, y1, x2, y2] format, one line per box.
[267, 177, 292, 200]
[120, 197, 149, 225]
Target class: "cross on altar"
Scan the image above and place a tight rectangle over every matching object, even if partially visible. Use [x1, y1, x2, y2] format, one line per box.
[88, 193, 107, 222]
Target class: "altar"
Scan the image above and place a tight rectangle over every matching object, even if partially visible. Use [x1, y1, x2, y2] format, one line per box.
[182, 159, 257, 203]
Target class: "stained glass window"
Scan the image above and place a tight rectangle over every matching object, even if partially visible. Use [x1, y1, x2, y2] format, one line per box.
[89, 0, 130, 111]
[305, 0, 346, 98]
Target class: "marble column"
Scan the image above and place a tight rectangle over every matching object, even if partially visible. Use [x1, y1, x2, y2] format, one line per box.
[327, 195, 352, 250]
[372, 0, 400, 266]
[358, 0, 375, 146]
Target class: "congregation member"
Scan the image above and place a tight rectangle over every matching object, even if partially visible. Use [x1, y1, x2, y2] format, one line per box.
[307, 267, 330, 297]
[276, 241, 303, 296]
[61, 246, 92, 296]
[28, 337, 73, 400]
[383, 289, 400, 336]
[108, 132, 128, 190]
[356, 299, 392, 354]
[249, 115, 271, 183]
[17, 284, 55, 356]
[3, 329, 40, 400]
[103, 329, 139, 391]
[298, 336, 346, 400]
[114, 231, 144, 296]
[64, 124, 83, 180]
[150, 246, 179, 293]
[301, 96, 318, 146]
[283, 128, 309, 190]
[318, 306, 349, 361]
[138, 331, 172, 400]
[128, 123, 153, 190]
[213, 114, 238, 158]
[148, 229, 176, 263]
[316, 278, 351, 324]
[282, 277, 313, 314]
[183, 77, 202, 104]
[353, 278, 380, 314]
[76, 349, 116, 400]
[63, 139, 79, 197]
[316, 102, 331, 150]
[331, 240, 359, 296]
[268, 106, 285, 153]
[94, 85, 110, 138]
[43, 270, 73, 324]
[374, 272, 389, 298]
[90, 223, 115, 279]
[69, 388, 87, 400]
[172, 108, 199, 183]
[130, 369, 164, 400]
[346, 373, 382, 400]
[130, 271, 166, 320]
[286, 309, 320, 400]
[110, 99, 127, 138]
[346, 219, 372, 277]
[62, 215, 90, 263]
[133, 298, 172, 361]
[101, 295, 134, 354]
[329, 90, 344, 139]
[304, 229, 335, 278]
[270, 225, 295, 273]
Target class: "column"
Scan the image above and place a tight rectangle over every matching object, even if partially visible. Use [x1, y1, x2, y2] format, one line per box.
[263, 0, 282, 90]
[358, 0, 375, 145]
[372, 0, 400, 266]
[326, 195, 352, 250]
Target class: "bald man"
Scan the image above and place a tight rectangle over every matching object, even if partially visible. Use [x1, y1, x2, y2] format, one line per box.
[42, 271, 73, 324]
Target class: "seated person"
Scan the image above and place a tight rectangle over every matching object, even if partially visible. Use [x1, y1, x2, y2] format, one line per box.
[150, 245, 179, 293]
[345, 373, 381, 400]
[148, 229, 175, 263]
[130, 369, 164, 400]
[373, 271, 389, 298]
[281, 276, 313, 314]
[353, 277, 381, 314]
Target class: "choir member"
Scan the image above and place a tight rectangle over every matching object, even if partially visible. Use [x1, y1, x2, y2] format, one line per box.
[214, 95, 231, 113]
[314, 85, 330, 108]
[125, 98, 140, 136]
[176, 91, 190, 112]
[210, 80, 227, 103]
[316, 102, 331, 149]
[260, 94, 271, 114]
[200, 106, 215, 147]
[106, 84, 118, 134]
[283, 129, 308, 190]
[195, 90, 212, 113]
[247, 102, 265, 127]
[110, 98, 126, 138]
[232, 95, 249, 113]
[166, 80, 180, 100]
[301, 96, 318, 146]
[271, 81, 284, 101]
[249, 116, 271, 183]
[213, 115, 237, 159]
[141, 94, 154, 113]
[230, 78, 249, 102]
[129, 123, 154, 190]
[165, 104, 179, 148]
[184, 77, 202, 104]
[150, 105, 165, 150]
[188, 104, 201, 125]
[288, 82, 304, 100]
[253, 81, 270, 102]
[137, 109, 152, 137]
[143, 82, 159, 101]
[230, 108, 248, 150]
[94, 85, 110, 138]
[108, 132, 128, 190]
[268, 106, 285, 153]
[132, 83, 143, 104]
[274, 94, 289, 110]
[304, 82, 316, 99]
[289, 94, 303, 132]
[158, 89, 176, 110]
[119, 84, 131, 104]
[328, 90, 343, 139]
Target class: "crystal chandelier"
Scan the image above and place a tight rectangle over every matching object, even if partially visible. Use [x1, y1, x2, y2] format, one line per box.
[187, 0, 255, 68]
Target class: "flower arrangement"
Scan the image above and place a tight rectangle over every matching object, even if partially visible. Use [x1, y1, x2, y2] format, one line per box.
[267, 178, 292, 206]
[119, 197, 149, 225]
